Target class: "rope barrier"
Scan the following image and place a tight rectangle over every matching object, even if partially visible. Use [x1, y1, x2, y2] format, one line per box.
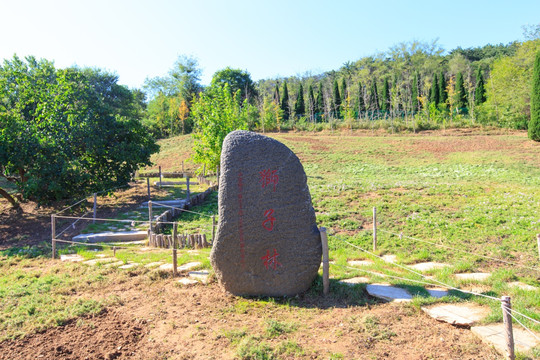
[55, 211, 92, 238]
[507, 310, 540, 342]
[502, 305, 540, 326]
[55, 198, 88, 215]
[378, 228, 539, 272]
[338, 237, 501, 302]
[52, 238, 130, 250]
[152, 201, 214, 218]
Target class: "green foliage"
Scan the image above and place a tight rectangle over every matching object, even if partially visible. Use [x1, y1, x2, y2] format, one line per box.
[280, 81, 290, 121]
[370, 81, 379, 111]
[358, 82, 366, 112]
[340, 77, 347, 106]
[315, 83, 324, 117]
[439, 71, 447, 105]
[381, 78, 390, 111]
[294, 83, 305, 117]
[306, 84, 315, 120]
[455, 72, 467, 109]
[475, 67, 486, 105]
[412, 72, 420, 112]
[211, 67, 257, 104]
[430, 73, 440, 105]
[529, 51, 540, 141]
[0, 55, 158, 205]
[332, 79, 341, 117]
[191, 84, 252, 168]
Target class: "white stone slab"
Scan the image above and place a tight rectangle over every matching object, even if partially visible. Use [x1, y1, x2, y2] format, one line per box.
[178, 262, 202, 272]
[455, 273, 491, 281]
[141, 199, 187, 208]
[159, 263, 173, 271]
[73, 230, 148, 243]
[366, 283, 412, 302]
[409, 262, 449, 272]
[83, 257, 117, 266]
[381, 255, 397, 263]
[347, 260, 374, 267]
[104, 261, 124, 268]
[426, 287, 449, 298]
[60, 254, 85, 262]
[118, 263, 140, 269]
[340, 277, 370, 286]
[508, 281, 538, 291]
[472, 324, 540, 355]
[95, 254, 107, 258]
[177, 278, 199, 286]
[189, 270, 210, 284]
[144, 262, 163, 268]
[421, 304, 490, 326]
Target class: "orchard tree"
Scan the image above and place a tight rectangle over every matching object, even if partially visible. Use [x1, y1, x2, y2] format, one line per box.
[0, 55, 159, 208]
[529, 51, 540, 141]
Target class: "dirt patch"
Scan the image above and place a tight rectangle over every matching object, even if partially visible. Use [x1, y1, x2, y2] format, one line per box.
[0, 308, 146, 360]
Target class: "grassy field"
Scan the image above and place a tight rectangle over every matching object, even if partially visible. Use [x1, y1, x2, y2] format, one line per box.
[1, 129, 539, 358]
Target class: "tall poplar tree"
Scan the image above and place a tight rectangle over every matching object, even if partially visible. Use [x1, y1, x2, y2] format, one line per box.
[307, 84, 315, 120]
[281, 80, 290, 120]
[455, 72, 467, 109]
[294, 83, 305, 117]
[529, 51, 540, 141]
[341, 78, 347, 106]
[430, 73, 439, 105]
[474, 68, 486, 105]
[381, 78, 390, 111]
[358, 82, 365, 112]
[412, 72, 420, 112]
[439, 71, 447, 105]
[333, 79, 341, 117]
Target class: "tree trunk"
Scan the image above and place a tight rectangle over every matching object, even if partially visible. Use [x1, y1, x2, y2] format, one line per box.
[0, 187, 20, 209]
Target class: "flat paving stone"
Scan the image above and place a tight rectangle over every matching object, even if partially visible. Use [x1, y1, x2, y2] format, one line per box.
[421, 303, 490, 326]
[426, 287, 449, 298]
[60, 254, 85, 262]
[178, 262, 202, 272]
[339, 277, 370, 286]
[104, 261, 124, 268]
[508, 281, 538, 291]
[144, 262, 163, 268]
[177, 278, 199, 286]
[381, 255, 397, 263]
[366, 283, 412, 302]
[347, 260, 374, 267]
[83, 257, 117, 266]
[159, 263, 173, 271]
[73, 230, 148, 243]
[118, 263, 140, 269]
[455, 272, 491, 281]
[95, 254, 107, 258]
[409, 262, 449, 272]
[189, 270, 210, 284]
[472, 324, 540, 355]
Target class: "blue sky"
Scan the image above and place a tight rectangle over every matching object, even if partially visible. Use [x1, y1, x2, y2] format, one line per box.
[1, 0, 539, 89]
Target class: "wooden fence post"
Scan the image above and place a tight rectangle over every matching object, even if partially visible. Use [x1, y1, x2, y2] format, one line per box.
[147, 177, 151, 200]
[212, 215, 216, 243]
[173, 222, 178, 249]
[172, 248, 178, 277]
[372, 207, 377, 251]
[320, 227, 330, 295]
[501, 296, 515, 360]
[159, 166, 162, 187]
[51, 214, 56, 259]
[148, 201, 153, 237]
[113, 246, 117, 257]
[186, 176, 190, 203]
[93, 193, 97, 224]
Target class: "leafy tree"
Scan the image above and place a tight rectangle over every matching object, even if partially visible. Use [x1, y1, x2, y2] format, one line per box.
[294, 83, 305, 117]
[358, 82, 366, 112]
[455, 72, 467, 109]
[211, 67, 257, 103]
[307, 84, 315, 121]
[474, 68, 486, 105]
[430, 73, 439, 105]
[332, 79, 341, 117]
[280, 80, 290, 120]
[315, 83, 324, 118]
[191, 84, 253, 168]
[439, 71, 447, 105]
[0, 55, 159, 208]
[381, 78, 390, 111]
[529, 51, 540, 141]
[412, 72, 420, 112]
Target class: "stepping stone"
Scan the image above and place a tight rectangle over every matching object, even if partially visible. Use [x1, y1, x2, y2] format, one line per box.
[455, 273, 491, 281]
[426, 287, 449, 298]
[381, 255, 397, 263]
[410, 262, 449, 272]
[508, 282, 538, 291]
[340, 277, 370, 286]
[95, 254, 107, 258]
[472, 324, 540, 355]
[347, 260, 374, 267]
[366, 283, 412, 302]
[60, 254, 85, 262]
[144, 262, 163, 268]
[178, 262, 202, 272]
[104, 261, 124, 268]
[159, 263, 173, 271]
[177, 278, 199, 286]
[73, 230, 148, 243]
[421, 304, 490, 326]
[118, 263, 140, 269]
[189, 270, 210, 284]
[83, 257, 116, 266]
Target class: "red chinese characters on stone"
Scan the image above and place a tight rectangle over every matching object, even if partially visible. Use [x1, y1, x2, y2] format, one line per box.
[261, 249, 281, 270]
[259, 169, 279, 192]
[262, 209, 275, 231]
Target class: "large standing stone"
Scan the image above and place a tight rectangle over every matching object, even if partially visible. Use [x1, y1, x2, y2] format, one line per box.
[210, 130, 321, 296]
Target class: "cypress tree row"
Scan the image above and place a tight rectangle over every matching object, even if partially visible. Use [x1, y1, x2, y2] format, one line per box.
[370, 81, 379, 111]
[294, 83, 305, 117]
[430, 73, 439, 105]
[439, 71, 447, 105]
[412, 72, 419, 112]
[529, 51, 540, 141]
[281, 80, 290, 120]
[475, 68, 486, 105]
[307, 84, 315, 119]
[333, 79, 341, 117]
[455, 72, 467, 109]
[358, 82, 365, 113]
[316, 83, 324, 117]
[274, 83, 280, 104]
[381, 78, 390, 112]
[341, 77, 347, 106]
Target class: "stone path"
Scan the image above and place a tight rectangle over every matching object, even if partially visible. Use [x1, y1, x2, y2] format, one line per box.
[347, 260, 373, 267]
[421, 304, 490, 326]
[366, 283, 413, 302]
[472, 324, 540, 354]
[409, 262, 449, 272]
[188, 270, 210, 284]
[73, 230, 147, 243]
